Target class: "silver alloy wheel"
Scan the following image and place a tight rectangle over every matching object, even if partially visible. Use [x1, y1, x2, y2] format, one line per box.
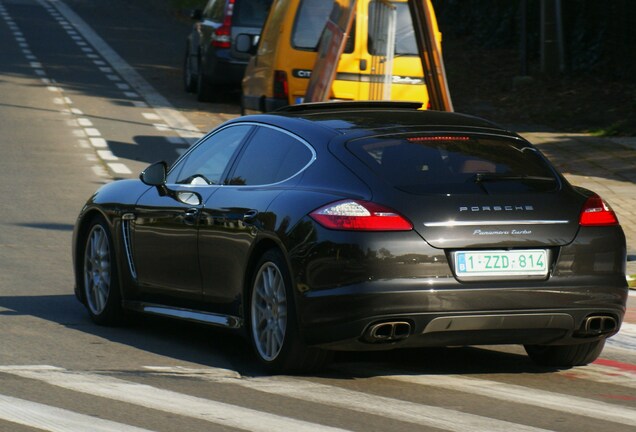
[251, 262, 288, 362]
[84, 224, 111, 316]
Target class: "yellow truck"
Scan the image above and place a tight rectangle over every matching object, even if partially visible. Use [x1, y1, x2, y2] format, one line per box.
[239, 0, 442, 113]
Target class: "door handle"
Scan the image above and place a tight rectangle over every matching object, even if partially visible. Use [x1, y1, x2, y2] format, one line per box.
[183, 208, 199, 225]
[243, 209, 259, 222]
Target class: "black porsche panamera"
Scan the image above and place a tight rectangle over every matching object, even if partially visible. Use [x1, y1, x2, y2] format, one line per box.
[73, 101, 628, 372]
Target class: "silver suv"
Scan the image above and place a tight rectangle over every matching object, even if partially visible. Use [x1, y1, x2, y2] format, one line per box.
[183, 0, 272, 102]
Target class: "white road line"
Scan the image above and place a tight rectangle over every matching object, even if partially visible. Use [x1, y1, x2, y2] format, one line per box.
[0, 394, 154, 432]
[107, 163, 132, 175]
[96, 149, 117, 161]
[91, 165, 108, 177]
[559, 363, 636, 388]
[89, 137, 107, 148]
[607, 321, 636, 351]
[142, 112, 161, 121]
[0, 366, 352, 432]
[153, 123, 170, 132]
[84, 128, 101, 137]
[50, 0, 203, 141]
[143, 366, 555, 432]
[359, 370, 636, 427]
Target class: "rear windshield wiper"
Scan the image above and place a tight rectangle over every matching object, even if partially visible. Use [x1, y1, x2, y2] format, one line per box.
[472, 173, 556, 183]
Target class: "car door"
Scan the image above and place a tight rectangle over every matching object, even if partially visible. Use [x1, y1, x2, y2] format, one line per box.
[131, 124, 253, 300]
[198, 124, 315, 305]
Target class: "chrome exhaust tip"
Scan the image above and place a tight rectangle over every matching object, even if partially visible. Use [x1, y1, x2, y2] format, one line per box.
[583, 315, 618, 335]
[366, 321, 412, 342]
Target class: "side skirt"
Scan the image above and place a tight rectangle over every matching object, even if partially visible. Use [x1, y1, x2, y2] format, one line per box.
[123, 301, 243, 329]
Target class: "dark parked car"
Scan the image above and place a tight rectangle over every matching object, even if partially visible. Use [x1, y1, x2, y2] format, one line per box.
[73, 102, 628, 372]
[183, 0, 272, 101]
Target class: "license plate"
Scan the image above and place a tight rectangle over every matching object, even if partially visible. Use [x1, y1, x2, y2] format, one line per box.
[454, 249, 548, 279]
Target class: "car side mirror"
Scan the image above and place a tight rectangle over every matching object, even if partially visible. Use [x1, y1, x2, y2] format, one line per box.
[236, 34, 258, 55]
[140, 161, 167, 186]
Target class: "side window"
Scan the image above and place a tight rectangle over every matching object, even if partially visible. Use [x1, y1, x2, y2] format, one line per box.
[368, 2, 417, 56]
[167, 125, 252, 185]
[227, 127, 313, 185]
[291, 0, 355, 53]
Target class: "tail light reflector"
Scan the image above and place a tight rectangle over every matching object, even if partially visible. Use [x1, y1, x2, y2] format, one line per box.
[310, 200, 413, 231]
[273, 70, 289, 100]
[211, 0, 235, 48]
[579, 194, 619, 226]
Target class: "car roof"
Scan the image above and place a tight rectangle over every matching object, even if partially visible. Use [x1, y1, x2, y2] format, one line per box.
[235, 102, 519, 140]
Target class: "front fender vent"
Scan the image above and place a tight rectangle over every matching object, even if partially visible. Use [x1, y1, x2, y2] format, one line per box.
[121, 217, 137, 280]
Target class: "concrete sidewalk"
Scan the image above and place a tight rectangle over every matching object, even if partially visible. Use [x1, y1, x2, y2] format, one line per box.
[517, 129, 636, 279]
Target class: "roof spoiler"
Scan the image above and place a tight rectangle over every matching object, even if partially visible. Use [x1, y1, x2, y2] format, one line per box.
[275, 101, 424, 113]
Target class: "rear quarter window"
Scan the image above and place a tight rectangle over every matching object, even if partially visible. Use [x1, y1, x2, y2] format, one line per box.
[347, 134, 560, 194]
[227, 126, 314, 185]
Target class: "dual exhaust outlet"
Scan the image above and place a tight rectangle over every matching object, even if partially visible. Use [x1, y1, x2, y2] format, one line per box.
[582, 315, 618, 335]
[365, 315, 617, 342]
[366, 321, 412, 343]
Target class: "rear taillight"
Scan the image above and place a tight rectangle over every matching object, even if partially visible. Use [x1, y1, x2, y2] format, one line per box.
[310, 200, 413, 231]
[273, 70, 288, 100]
[211, 0, 234, 48]
[579, 194, 619, 226]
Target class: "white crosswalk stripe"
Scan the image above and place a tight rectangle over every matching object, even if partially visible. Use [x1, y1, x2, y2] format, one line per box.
[375, 371, 636, 427]
[0, 394, 154, 432]
[0, 366, 351, 432]
[142, 367, 552, 432]
[145, 364, 636, 429]
[607, 322, 636, 351]
[1, 363, 635, 432]
[558, 362, 636, 388]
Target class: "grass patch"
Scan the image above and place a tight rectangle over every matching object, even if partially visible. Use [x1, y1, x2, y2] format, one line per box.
[588, 121, 632, 137]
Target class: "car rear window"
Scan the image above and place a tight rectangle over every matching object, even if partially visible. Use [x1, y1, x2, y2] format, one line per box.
[347, 134, 560, 194]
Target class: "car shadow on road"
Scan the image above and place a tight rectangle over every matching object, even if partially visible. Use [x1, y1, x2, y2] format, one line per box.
[0, 294, 566, 378]
[108, 136, 190, 166]
[0, 294, 252, 371]
[325, 346, 562, 379]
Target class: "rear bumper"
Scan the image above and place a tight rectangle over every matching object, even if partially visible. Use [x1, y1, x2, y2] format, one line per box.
[202, 53, 246, 85]
[288, 221, 627, 350]
[297, 279, 628, 350]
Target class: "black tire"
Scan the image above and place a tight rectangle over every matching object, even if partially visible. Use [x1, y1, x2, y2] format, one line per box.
[196, 66, 215, 102]
[247, 249, 331, 373]
[239, 94, 246, 116]
[525, 339, 606, 367]
[81, 216, 124, 325]
[183, 45, 197, 93]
